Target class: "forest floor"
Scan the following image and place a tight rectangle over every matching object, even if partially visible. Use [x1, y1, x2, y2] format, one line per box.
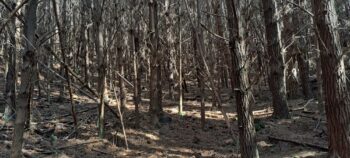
[0, 64, 329, 158]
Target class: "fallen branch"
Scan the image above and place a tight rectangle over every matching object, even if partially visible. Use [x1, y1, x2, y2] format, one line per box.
[37, 61, 119, 118]
[59, 107, 97, 118]
[268, 135, 328, 151]
[293, 113, 320, 120]
[113, 86, 129, 150]
[39, 140, 102, 154]
[91, 148, 112, 155]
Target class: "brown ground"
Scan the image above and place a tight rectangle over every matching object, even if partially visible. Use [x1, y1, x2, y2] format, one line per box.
[0, 91, 328, 157]
[0, 62, 328, 158]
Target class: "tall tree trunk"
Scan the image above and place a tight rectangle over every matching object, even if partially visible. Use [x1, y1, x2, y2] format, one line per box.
[80, 0, 91, 88]
[192, 28, 206, 129]
[11, 0, 37, 157]
[3, 0, 16, 120]
[226, 0, 259, 157]
[177, 0, 183, 115]
[92, 0, 107, 138]
[293, 0, 311, 99]
[130, 0, 141, 126]
[281, 2, 298, 99]
[194, 0, 206, 129]
[262, 0, 290, 119]
[52, 0, 77, 128]
[119, 8, 128, 112]
[165, 0, 176, 101]
[149, 0, 162, 124]
[56, 0, 67, 101]
[312, 0, 350, 157]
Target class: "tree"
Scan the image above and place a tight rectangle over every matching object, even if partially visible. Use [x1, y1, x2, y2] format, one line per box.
[312, 0, 350, 157]
[11, 0, 38, 157]
[262, 0, 290, 119]
[52, 0, 77, 129]
[194, 0, 206, 129]
[92, 0, 107, 137]
[292, 0, 312, 99]
[148, 0, 163, 124]
[226, 0, 259, 157]
[3, 0, 16, 120]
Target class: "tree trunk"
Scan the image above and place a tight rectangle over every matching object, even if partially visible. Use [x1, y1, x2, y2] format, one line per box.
[3, 0, 16, 120]
[226, 0, 259, 157]
[119, 9, 128, 112]
[11, 0, 38, 157]
[192, 28, 206, 129]
[312, 0, 350, 157]
[194, 0, 206, 129]
[165, 0, 176, 101]
[92, 0, 107, 138]
[130, 0, 141, 126]
[281, 2, 298, 99]
[149, 0, 162, 124]
[262, 0, 290, 119]
[52, 0, 78, 128]
[80, 0, 91, 88]
[293, 0, 311, 99]
[177, 0, 183, 115]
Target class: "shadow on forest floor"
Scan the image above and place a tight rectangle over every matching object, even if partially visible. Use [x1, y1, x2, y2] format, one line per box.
[0, 71, 328, 158]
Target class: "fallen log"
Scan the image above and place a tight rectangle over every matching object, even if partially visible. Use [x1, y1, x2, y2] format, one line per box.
[268, 135, 328, 151]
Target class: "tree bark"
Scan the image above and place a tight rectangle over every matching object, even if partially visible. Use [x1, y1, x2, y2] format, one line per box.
[52, 0, 77, 128]
[130, 0, 141, 126]
[312, 0, 350, 157]
[293, 0, 311, 99]
[92, 0, 107, 138]
[226, 0, 259, 157]
[177, 0, 183, 115]
[262, 0, 290, 119]
[80, 0, 91, 88]
[165, 0, 176, 101]
[3, 0, 16, 120]
[194, 0, 206, 129]
[11, 0, 37, 157]
[149, 0, 162, 124]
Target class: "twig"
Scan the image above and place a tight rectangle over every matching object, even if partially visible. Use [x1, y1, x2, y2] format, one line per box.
[200, 23, 229, 42]
[302, 99, 314, 108]
[286, 0, 314, 17]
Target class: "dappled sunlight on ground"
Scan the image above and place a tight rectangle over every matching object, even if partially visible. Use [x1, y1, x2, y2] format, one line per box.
[0, 76, 329, 157]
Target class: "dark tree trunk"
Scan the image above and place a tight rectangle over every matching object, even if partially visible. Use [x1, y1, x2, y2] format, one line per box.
[149, 0, 162, 124]
[262, 0, 290, 119]
[293, 0, 311, 99]
[312, 0, 350, 157]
